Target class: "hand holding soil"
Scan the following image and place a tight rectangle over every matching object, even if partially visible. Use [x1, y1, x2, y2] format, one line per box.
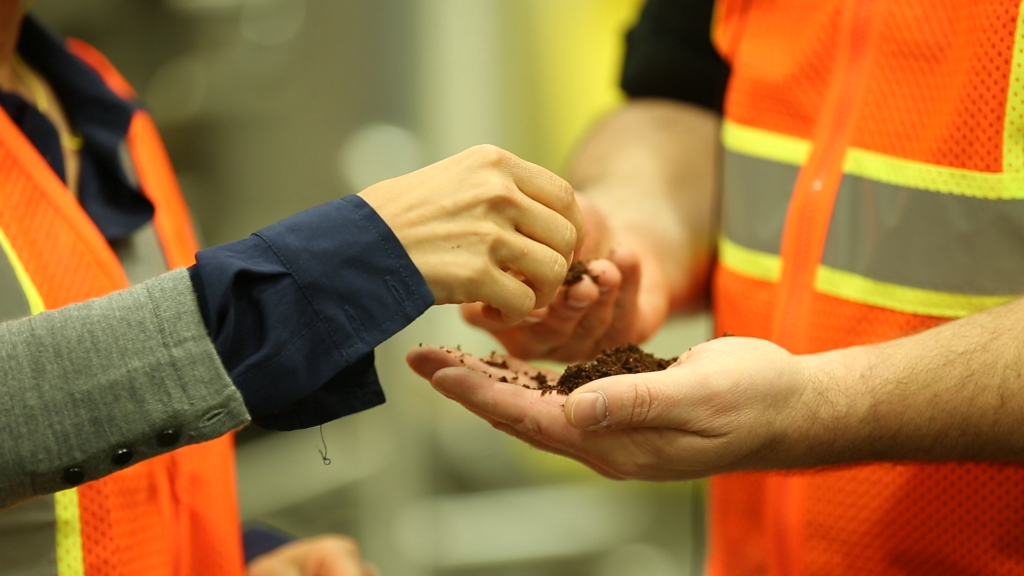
[358, 145, 584, 324]
[460, 196, 671, 361]
[460, 246, 661, 362]
[406, 336, 821, 481]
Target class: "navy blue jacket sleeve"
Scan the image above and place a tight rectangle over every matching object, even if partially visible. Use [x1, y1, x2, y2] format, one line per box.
[242, 524, 293, 563]
[188, 194, 434, 430]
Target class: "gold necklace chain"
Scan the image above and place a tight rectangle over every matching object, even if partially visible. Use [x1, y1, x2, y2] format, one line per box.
[11, 54, 84, 151]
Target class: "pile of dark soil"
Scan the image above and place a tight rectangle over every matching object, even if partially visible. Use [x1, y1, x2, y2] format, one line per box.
[537, 344, 675, 396]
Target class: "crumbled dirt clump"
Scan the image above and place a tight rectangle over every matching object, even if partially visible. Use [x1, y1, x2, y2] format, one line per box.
[538, 344, 676, 396]
[563, 261, 596, 287]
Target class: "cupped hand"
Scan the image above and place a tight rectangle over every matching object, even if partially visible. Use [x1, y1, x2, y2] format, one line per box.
[459, 197, 669, 361]
[358, 145, 584, 324]
[406, 337, 820, 480]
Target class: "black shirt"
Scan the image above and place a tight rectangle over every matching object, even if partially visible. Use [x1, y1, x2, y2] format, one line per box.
[620, 0, 730, 113]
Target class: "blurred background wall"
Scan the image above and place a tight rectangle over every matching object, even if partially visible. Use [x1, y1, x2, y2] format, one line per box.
[34, 1, 712, 574]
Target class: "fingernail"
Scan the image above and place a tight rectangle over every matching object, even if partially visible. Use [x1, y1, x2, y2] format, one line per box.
[567, 299, 590, 309]
[571, 391, 607, 429]
[522, 315, 541, 323]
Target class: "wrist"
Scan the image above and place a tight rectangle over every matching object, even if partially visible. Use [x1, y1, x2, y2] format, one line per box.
[786, 348, 874, 469]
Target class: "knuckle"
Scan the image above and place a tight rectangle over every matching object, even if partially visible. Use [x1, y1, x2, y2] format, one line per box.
[533, 251, 568, 293]
[551, 252, 569, 281]
[470, 143, 511, 168]
[515, 287, 537, 316]
[480, 177, 519, 206]
[499, 180, 522, 203]
[554, 176, 575, 206]
[564, 219, 579, 252]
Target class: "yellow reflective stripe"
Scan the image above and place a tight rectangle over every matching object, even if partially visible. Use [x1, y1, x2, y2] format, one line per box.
[718, 235, 781, 283]
[720, 232, 1017, 317]
[815, 265, 1018, 318]
[0, 226, 44, 315]
[1003, 1, 1024, 174]
[0, 226, 84, 575]
[723, 119, 1024, 199]
[843, 147, 1024, 200]
[54, 489, 85, 576]
[721, 120, 811, 166]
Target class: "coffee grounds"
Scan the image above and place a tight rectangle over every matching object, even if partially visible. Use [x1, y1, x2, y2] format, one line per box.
[536, 344, 676, 396]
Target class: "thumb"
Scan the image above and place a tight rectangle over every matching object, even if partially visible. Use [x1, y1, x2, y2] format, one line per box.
[563, 373, 674, 430]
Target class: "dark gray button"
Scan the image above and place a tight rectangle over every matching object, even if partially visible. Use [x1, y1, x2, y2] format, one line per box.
[112, 448, 134, 466]
[156, 429, 181, 448]
[62, 467, 85, 486]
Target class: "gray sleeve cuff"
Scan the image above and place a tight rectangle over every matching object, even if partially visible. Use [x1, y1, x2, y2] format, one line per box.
[0, 268, 250, 508]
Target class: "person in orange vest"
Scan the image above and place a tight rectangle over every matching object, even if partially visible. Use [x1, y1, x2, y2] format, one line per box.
[0, 5, 582, 575]
[408, 0, 1024, 574]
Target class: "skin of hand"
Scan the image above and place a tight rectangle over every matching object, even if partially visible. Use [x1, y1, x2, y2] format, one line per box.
[246, 535, 380, 576]
[459, 196, 669, 361]
[358, 144, 584, 325]
[459, 100, 720, 361]
[410, 295, 1024, 479]
[406, 339, 814, 480]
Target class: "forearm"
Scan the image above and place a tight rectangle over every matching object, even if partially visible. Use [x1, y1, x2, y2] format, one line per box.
[0, 269, 249, 508]
[567, 98, 720, 311]
[803, 298, 1024, 466]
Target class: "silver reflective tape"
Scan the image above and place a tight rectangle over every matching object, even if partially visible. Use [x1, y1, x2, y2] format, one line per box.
[721, 150, 796, 255]
[823, 176, 1024, 296]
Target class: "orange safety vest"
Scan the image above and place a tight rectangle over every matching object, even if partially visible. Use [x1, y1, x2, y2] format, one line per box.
[708, 0, 1024, 574]
[0, 41, 244, 575]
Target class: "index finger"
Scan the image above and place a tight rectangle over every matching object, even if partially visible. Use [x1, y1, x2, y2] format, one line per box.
[510, 156, 586, 251]
[431, 366, 581, 441]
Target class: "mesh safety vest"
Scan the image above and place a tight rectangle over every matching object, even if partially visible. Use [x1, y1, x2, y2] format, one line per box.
[0, 41, 244, 575]
[708, 0, 1024, 574]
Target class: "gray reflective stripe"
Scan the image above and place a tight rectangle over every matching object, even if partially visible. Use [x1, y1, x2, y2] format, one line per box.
[823, 175, 1024, 295]
[0, 249, 31, 324]
[111, 222, 170, 286]
[723, 150, 1024, 297]
[721, 150, 795, 254]
[0, 496, 58, 575]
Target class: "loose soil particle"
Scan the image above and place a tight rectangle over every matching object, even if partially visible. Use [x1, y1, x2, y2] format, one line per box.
[563, 261, 595, 287]
[483, 357, 509, 370]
